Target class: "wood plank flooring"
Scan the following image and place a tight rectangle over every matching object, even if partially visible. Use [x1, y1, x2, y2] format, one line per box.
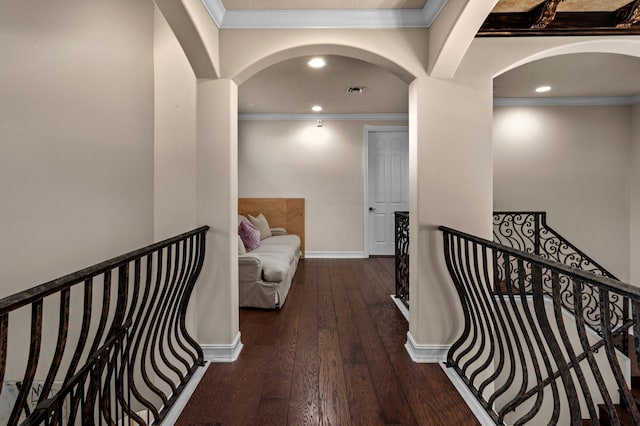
[177, 258, 479, 426]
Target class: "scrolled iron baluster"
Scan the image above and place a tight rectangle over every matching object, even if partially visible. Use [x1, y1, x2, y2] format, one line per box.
[475, 244, 509, 396]
[573, 280, 617, 422]
[89, 270, 112, 356]
[464, 241, 498, 388]
[442, 233, 474, 371]
[457, 239, 490, 378]
[485, 250, 526, 410]
[600, 289, 640, 423]
[513, 261, 561, 425]
[147, 244, 182, 390]
[450, 235, 483, 375]
[131, 251, 167, 419]
[498, 258, 546, 424]
[178, 232, 206, 366]
[160, 239, 192, 375]
[170, 235, 200, 368]
[0, 314, 7, 393]
[65, 279, 94, 426]
[115, 259, 147, 426]
[531, 267, 581, 424]
[38, 288, 71, 406]
[549, 272, 598, 422]
[9, 300, 43, 426]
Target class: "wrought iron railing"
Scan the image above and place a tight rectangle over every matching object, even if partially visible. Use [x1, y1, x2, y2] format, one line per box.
[493, 212, 627, 350]
[0, 226, 209, 425]
[441, 226, 639, 425]
[493, 212, 618, 279]
[394, 211, 409, 308]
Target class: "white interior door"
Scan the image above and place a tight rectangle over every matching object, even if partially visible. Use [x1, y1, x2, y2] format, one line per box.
[367, 130, 409, 256]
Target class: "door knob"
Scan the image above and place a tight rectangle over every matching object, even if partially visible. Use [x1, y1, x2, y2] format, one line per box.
[369, 207, 376, 212]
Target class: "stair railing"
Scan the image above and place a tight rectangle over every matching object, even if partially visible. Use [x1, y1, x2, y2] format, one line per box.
[493, 212, 628, 351]
[0, 226, 209, 425]
[394, 211, 409, 308]
[440, 226, 639, 425]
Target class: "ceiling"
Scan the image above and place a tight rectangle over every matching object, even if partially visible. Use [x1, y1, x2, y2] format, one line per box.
[239, 52, 640, 115]
[494, 53, 640, 99]
[221, 0, 427, 9]
[233, 0, 640, 114]
[239, 55, 408, 114]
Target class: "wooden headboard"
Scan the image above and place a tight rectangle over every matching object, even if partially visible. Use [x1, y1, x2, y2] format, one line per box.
[238, 198, 305, 258]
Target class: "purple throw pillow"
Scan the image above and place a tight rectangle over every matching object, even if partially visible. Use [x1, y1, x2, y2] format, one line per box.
[238, 219, 260, 252]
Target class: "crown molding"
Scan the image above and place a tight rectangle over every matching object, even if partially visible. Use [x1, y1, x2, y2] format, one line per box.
[201, 0, 446, 29]
[494, 94, 640, 107]
[239, 113, 408, 121]
[201, 0, 225, 27]
[422, 0, 448, 27]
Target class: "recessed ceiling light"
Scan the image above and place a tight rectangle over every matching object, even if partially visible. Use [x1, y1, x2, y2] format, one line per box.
[311, 105, 322, 112]
[308, 57, 326, 68]
[535, 85, 551, 93]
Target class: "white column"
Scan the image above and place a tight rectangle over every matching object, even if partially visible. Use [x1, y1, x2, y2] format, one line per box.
[406, 75, 494, 360]
[195, 78, 242, 360]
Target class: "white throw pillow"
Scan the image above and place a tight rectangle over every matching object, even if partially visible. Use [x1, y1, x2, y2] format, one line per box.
[248, 213, 273, 240]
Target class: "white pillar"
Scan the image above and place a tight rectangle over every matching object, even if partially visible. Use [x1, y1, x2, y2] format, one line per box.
[195, 78, 241, 359]
[407, 75, 494, 359]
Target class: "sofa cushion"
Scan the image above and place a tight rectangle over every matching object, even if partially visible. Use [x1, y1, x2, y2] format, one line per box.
[239, 220, 260, 252]
[248, 213, 272, 240]
[256, 253, 290, 282]
[252, 239, 299, 258]
[260, 235, 301, 253]
[238, 235, 247, 255]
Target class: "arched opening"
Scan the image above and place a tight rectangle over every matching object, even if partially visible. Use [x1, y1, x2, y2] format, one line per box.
[492, 45, 640, 284]
[235, 49, 413, 311]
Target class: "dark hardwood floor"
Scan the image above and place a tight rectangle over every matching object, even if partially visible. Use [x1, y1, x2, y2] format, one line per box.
[177, 258, 479, 426]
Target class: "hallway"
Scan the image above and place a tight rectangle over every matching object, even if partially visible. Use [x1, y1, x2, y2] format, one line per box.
[177, 258, 478, 425]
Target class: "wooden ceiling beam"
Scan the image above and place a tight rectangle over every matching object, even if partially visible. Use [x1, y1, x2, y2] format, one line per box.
[531, 0, 562, 29]
[616, 0, 640, 28]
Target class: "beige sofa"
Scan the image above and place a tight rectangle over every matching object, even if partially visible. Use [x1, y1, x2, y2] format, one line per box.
[238, 233, 301, 309]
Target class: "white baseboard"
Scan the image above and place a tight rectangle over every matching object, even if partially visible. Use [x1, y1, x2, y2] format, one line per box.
[305, 251, 366, 259]
[390, 295, 409, 322]
[161, 362, 210, 425]
[201, 331, 243, 362]
[404, 331, 449, 363]
[439, 362, 497, 426]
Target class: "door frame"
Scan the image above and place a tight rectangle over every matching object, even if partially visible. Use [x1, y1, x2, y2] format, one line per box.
[363, 125, 409, 258]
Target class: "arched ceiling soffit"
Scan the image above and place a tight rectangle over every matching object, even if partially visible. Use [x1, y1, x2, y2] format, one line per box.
[230, 44, 417, 87]
[156, 0, 219, 79]
[493, 38, 640, 78]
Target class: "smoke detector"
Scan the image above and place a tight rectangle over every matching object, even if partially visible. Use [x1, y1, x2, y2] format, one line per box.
[346, 87, 366, 94]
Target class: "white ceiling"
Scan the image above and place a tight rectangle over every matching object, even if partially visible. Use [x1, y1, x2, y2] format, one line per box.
[239, 52, 640, 115]
[239, 55, 408, 114]
[221, 0, 427, 9]
[494, 53, 640, 99]
[203, 0, 446, 28]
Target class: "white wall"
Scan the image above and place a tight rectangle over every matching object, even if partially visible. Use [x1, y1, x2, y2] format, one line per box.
[153, 6, 197, 241]
[238, 119, 407, 253]
[631, 103, 640, 284]
[494, 105, 631, 280]
[0, 0, 155, 296]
